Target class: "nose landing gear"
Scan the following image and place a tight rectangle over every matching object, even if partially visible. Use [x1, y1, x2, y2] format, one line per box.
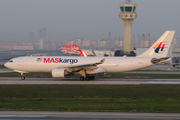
[21, 76, 25, 80]
[21, 73, 25, 80]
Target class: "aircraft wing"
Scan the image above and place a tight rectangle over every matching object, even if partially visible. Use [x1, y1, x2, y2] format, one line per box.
[62, 58, 105, 72]
[151, 57, 171, 64]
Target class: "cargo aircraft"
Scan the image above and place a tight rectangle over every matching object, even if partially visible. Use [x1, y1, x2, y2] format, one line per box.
[4, 31, 175, 81]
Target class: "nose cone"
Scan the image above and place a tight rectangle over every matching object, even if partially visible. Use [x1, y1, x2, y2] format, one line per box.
[4, 62, 9, 69]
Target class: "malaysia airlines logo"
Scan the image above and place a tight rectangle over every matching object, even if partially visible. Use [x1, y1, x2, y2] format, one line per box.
[36, 58, 43, 62]
[154, 42, 168, 53]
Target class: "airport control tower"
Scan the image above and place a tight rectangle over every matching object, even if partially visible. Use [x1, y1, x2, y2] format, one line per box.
[118, 0, 137, 54]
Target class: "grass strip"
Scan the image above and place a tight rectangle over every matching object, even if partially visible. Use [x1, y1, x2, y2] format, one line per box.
[0, 65, 6, 69]
[0, 85, 180, 112]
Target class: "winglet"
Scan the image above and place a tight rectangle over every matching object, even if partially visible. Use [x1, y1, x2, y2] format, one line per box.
[97, 58, 105, 64]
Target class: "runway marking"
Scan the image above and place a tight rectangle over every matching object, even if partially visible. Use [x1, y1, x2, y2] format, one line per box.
[0, 112, 180, 119]
[0, 81, 145, 85]
[146, 82, 180, 84]
[1, 78, 180, 85]
[0, 115, 48, 118]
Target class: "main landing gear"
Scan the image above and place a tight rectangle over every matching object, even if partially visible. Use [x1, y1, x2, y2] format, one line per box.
[21, 73, 25, 80]
[79, 70, 95, 81]
[80, 76, 95, 81]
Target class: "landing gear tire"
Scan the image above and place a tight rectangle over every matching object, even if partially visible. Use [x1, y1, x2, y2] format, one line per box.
[21, 76, 25, 80]
[86, 76, 90, 81]
[90, 76, 95, 80]
[80, 76, 84, 81]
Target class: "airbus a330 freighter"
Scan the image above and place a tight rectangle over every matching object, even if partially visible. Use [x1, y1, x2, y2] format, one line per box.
[4, 31, 175, 80]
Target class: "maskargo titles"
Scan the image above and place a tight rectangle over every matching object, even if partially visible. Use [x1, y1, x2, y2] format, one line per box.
[43, 58, 78, 64]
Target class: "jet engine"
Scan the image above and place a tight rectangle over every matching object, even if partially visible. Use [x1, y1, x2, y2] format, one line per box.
[51, 68, 69, 78]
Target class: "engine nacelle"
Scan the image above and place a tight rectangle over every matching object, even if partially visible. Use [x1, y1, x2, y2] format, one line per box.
[51, 68, 69, 78]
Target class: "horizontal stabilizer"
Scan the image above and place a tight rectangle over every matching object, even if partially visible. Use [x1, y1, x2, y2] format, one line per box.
[151, 57, 171, 64]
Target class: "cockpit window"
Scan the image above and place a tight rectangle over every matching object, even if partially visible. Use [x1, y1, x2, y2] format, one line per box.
[9, 60, 13, 63]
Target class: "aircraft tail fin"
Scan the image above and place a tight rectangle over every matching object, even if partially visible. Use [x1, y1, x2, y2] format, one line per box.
[80, 50, 88, 57]
[61, 45, 66, 50]
[72, 44, 80, 51]
[138, 31, 175, 57]
[91, 50, 96, 56]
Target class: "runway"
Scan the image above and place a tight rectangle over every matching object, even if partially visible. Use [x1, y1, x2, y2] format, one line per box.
[1, 77, 180, 85]
[0, 111, 180, 119]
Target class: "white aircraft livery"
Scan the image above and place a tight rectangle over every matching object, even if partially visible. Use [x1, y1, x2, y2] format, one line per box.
[4, 31, 175, 81]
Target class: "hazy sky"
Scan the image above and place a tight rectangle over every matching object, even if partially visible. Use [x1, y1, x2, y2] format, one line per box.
[0, 0, 179, 42]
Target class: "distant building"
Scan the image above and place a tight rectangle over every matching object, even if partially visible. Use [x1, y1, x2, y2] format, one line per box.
[38, 28, 47, 40]
[67, 39, 75, 45]
[39, 37, 51, 50]
[91, 40, 97, 47]
[75, 38, 82, 46]
[98, 39, 107, 47]
[82, 39, 91, 47]
[0, 43, 34, 50]
[39, 39, 45, 50]
[141, 39, 150, 48]
[41, 37, 56, 50]
[115, 40, 123, 47]
[141, 39, 155, 48]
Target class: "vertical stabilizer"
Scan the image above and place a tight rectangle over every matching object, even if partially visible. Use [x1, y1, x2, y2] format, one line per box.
[90, 50, 96, 56]
[72, 44, 80, 51]
[80, 50, 88, 57]
[138, 31, 175, 57]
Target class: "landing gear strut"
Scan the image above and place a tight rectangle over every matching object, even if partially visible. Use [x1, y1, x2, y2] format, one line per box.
[79, 70, 95, 81]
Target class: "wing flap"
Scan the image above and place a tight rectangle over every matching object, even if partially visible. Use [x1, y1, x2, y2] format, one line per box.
[87, 67, 106, 74]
